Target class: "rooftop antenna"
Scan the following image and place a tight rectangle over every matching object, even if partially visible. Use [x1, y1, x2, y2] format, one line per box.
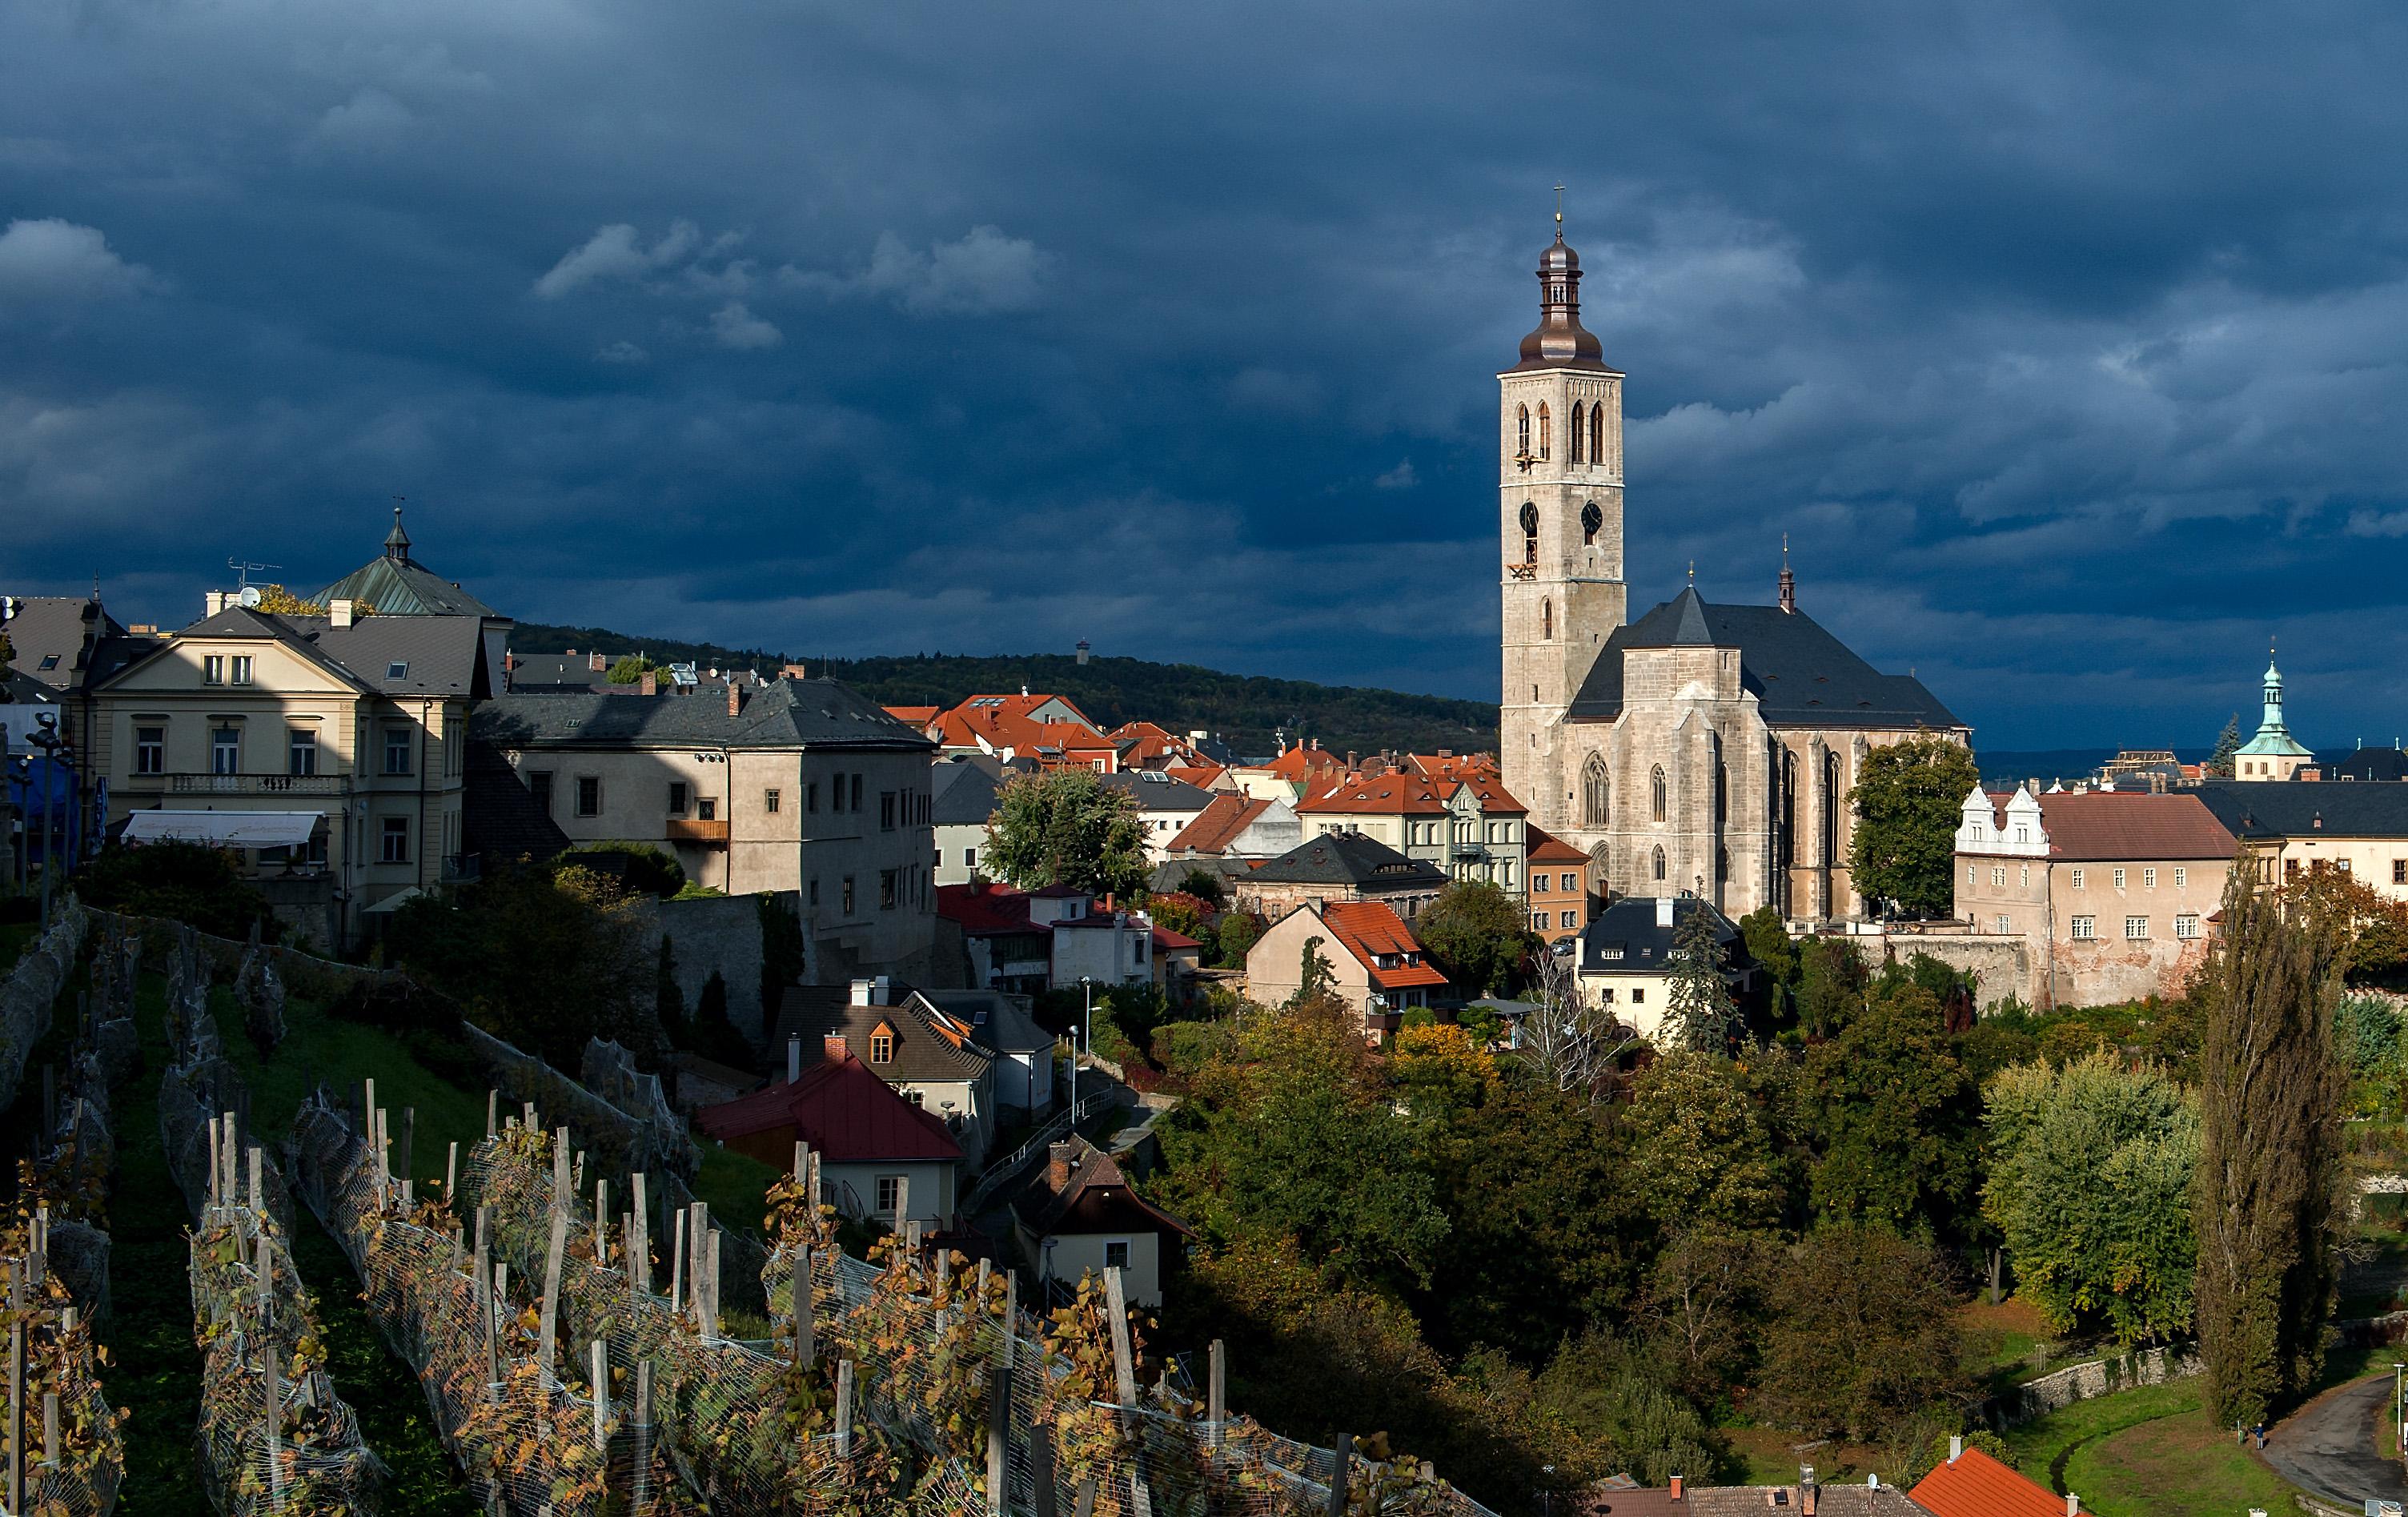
[227, 556, 280, 591]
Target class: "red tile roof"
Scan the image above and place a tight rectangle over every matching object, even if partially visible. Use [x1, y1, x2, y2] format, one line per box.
[1319, 901, 1448, 990]
[1169, 794, 1273, 855]
[1151, 923, 1203, 951]
[692, 1053, 963, 1162]
[883, 705, 942, 726]
[1297, 773, 1447, 814]
[1912, 1445, 2082, 1517]
[925, 694, 1106, 756]
[1258, 744, 1346, 783]
[1163, 763, 1226, 789]
[1981, 792, 2238, 862]
[936, 881, 1037, 936]
[1526, 825, 1590, 865]
[1407, 752, 1499, 781]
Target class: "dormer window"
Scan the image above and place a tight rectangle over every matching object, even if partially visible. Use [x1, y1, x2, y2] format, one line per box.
[870, 1025, 895, 1063]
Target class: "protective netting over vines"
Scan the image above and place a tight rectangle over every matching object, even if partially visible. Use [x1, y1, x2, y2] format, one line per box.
[441, 1119, 1499, 1517]
[161, 945, 381, 1515]
[464, 1023, 699, 1183]
[0, 901, 89, 1118]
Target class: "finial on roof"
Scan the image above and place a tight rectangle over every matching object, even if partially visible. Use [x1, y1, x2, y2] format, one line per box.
[1688, 560, 1695, 586]
[1554, 183, 1565, 242]
[384, 499, 411, 562]
[1778, 537, 1796, 614]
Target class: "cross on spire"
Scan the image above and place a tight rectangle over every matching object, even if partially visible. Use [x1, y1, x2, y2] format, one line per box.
[1554, 183, 1565, 241]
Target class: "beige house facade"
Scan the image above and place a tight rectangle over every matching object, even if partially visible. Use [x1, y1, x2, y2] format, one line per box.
[1953, 786, 2234, 1008]
[89, 600, 487, 948]
[1494, 227, 1965, 923]
[2195, 782, 2408, 904]
[475, 679, 941, 977]
[1294, 771, 1531, 892]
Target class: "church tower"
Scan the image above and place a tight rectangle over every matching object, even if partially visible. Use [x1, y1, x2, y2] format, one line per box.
[1499, 215, 1626, 836]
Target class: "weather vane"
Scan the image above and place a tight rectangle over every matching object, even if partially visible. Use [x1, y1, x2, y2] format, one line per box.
[1554, 183, 1565, 235]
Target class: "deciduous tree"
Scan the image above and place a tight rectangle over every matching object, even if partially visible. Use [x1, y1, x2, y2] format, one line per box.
[1846, 734, 1981, 917]
[1415, 880, 1536, 997]
[1622, 1052, 1788, 1234]
[1755, 1226, 1969, 1443]
[1982, 1052, 2199, 1346]
[1800, 983, 1980, 1238]
[982, 768, 1150, 899]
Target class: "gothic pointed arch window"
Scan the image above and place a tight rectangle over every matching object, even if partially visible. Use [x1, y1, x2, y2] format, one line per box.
[1519, 501, 1539, 565]
[1542, 598, 1552, 640]
[1651, 765, 1668, 824]
[1583, 755, 1610, 827]
[1516, 405, 1531, 460]
[1569, 402, 1586, 464]
[1651, 845, 1666, 881]
[1590, 403, 1604, 468]
[1716, 846, 1729, 883]
[1582, 500, 1602, 547]
[1536, 403, 1551, 460]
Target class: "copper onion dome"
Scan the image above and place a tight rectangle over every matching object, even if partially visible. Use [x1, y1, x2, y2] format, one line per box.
[1513, 222, 1609, 371]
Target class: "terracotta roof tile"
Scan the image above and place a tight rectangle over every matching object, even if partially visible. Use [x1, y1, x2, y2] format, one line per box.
[693, 1053, 963, 1162]
[1525, 825, 1590, 865]
[2029, 793, 2237, 861]
[1911, 1445, 2082, 1517]
[1169, 795, 1272, 855]
[1318, 901, 1448, 990]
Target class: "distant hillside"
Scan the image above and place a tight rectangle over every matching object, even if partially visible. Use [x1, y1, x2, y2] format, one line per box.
[508, 623, 1499, 759]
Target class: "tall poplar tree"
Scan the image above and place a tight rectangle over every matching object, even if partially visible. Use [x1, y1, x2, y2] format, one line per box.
[2194, 860, 2347, 1428]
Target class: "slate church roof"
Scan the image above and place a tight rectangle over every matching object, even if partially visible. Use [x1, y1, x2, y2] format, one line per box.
[1566, 588, 1962, 731]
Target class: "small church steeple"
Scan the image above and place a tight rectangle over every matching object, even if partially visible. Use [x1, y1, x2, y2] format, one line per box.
[1512, 197, 1607, 372]
[1778, 536, 1796, 613]
[383, 504, 412, 564]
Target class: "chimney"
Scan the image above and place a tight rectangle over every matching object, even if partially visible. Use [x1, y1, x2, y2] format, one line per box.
[850, 977, 873, 1007]
[1047, 1142, 1076, 1191]
[788, 1035, 801, 1083]
[2065, 1498, 2077, 1517]
[204, 590, 227, 616]
[330, 598, 355, 628]
[1947, 1435, 1961, 1463]
[728, 680, 744, 717]
[1800, 1486, 1816, 1516]
[639, 671, 656, 696]
[589, 652, 607, 672]
[1668, 1475, 1683, 1501]
[1656, 896, 1675, 928]
[822, 1034, 848, 1062]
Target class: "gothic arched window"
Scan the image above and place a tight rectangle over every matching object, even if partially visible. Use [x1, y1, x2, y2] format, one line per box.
[1582, 500, 1602, 546]
[1516, 405, 1531, 460]
[1821, 748, 1841, 866]
[1542, 599, 1552, 640]
[1651, 765, 1668, 824]
[1590, 403, 1604, 467]
[1536, 403, 1551, 460]
[1583, 756, 1610, 827]
[1717, 846, 1730, 883]
[1569, 402, 1586, 464]
[1651, 845, 1666, 881]
[1519, 501, 1539, 565]
[1714, 756, 1728, 828]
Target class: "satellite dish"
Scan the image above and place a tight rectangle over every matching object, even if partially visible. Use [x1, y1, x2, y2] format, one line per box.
[237, 586, 263, 608]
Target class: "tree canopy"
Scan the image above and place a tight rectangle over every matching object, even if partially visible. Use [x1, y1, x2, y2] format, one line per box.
[2205, 715, 2242, 778]
[981, 768, 1150, 899]
[1847, 734, 1981, 917]
[1413, 880, 1535, 997]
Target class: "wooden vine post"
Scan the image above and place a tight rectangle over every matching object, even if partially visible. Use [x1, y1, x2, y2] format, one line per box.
[1208, 1339, 1226, 1450]
[1104, 1266, 1152, 1517]
[632, 1361, 654, 1513]
[630, 1172, 649, 1298]
[538, 1206, 569, 1369]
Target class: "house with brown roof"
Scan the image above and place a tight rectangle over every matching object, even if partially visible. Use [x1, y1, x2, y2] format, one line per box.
[1246, 899, 1447, 1032]
[1009, 1135, 1193, 1308]
[693, 1050, 962, 1229]
[1164, 793, 1302, 861]
[1238, 831, 1449, 923]
[1526, 825, 1595, 943]
[1910, 1439, 2083, 1517]
[1954, 785, 2236, 1009]
[1296, 769, 1531, 893]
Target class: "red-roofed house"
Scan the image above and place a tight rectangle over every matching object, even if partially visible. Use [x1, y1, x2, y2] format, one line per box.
[922, 694, 1120, 771]
[883, 704, 942, 728]
[1912, 1439, 2084, 1517]
[937, 881, 1169, 996]
[1164, 793, 1302, 861]
[1954, 784, 2237, 1009]
[693, 1052, 961, 1227]
[1246, 899, 1447, 1032]
[1226, 740, 1346, 802]
[1297, 770, 1532, 893]
[1525, 825, 1595, 942]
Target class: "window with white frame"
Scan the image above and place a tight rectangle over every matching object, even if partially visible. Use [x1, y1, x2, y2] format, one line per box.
[2174, 867, 2188, 888]
[2175, 914, 2201, 939]
[381, 816, 411, 864]
[1991, 865, 2006, 888]
[2019, 865, 2030, 888]
[875, 1175, 903, 1215]
[211, 726, 241, 775]
[287, 727, 317, 777]
[1103, 1240, 1130, 1270]
[203, 655, 225, 685]
[2125, 915, 2148, 940]
[383, 727, 413, 776]
[2143, 868, 2157, 889]
[1560, 910, 1577, 929]
[230, 655, 253, 685]
[2113, 869, 2126, 889]
[1994, 914, 2010, 934]
[2070, 868, 2085, 889]
[2071, 915, 2096, 940]
[135, 725, 165, 776]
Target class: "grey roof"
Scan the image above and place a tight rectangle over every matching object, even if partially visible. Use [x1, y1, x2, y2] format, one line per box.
[1579, 895, 1740, 976]
[915, 989, 1050, 1056]
[2194, 780, 2408, 839]
[508, 652, 619, 691]
[932, 756, 1005, 825]
[1567, 588, 1963, 730]
[2321, 748, 2408, 782]
[1100, 769, 1215, 813]
[1248, 831, 1447, 888]
[315, 548, 502, 619]
[786, 995, 994, 1083]
[472, 679, 935, 752]
[156, 606, 489, 697]
[2, 596, 141, 692]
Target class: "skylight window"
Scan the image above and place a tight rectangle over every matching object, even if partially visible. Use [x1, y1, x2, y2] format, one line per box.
[387, 661, 409, 679]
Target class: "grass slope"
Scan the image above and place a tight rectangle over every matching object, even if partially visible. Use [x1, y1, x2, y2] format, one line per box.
[511, 620, 1499, 756]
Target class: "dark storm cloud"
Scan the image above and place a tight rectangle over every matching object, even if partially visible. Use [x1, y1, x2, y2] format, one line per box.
[4, 0, 2408, 746]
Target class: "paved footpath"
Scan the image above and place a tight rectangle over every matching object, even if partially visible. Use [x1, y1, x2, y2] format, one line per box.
[2262, 1373, 2408, 1508]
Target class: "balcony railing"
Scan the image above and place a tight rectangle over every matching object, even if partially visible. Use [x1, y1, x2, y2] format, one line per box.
[1451, 841, 1489, 859]
[165, 773, 347, 797]
[664, 817, 730, 846]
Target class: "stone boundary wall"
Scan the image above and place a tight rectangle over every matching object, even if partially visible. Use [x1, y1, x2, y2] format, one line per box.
[1989, 1342, 2201, 1427]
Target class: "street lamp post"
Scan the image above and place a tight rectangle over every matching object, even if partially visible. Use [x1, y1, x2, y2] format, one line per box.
[2394, 1361, 2404, 1465]
[1072, 975, 1093, 1126]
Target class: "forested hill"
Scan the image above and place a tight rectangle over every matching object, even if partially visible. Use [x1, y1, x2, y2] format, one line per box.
[508, 623, 1499, 758]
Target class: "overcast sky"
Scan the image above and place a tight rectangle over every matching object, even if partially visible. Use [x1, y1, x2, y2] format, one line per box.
[4, 1, 2406, 748]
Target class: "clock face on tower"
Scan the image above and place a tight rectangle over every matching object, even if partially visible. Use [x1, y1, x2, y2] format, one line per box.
[1581, 500, 1603, 541]
[1519, 502, 1539, 536]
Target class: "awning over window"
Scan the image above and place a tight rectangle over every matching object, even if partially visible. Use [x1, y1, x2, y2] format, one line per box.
[120, 809, 322, 849]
